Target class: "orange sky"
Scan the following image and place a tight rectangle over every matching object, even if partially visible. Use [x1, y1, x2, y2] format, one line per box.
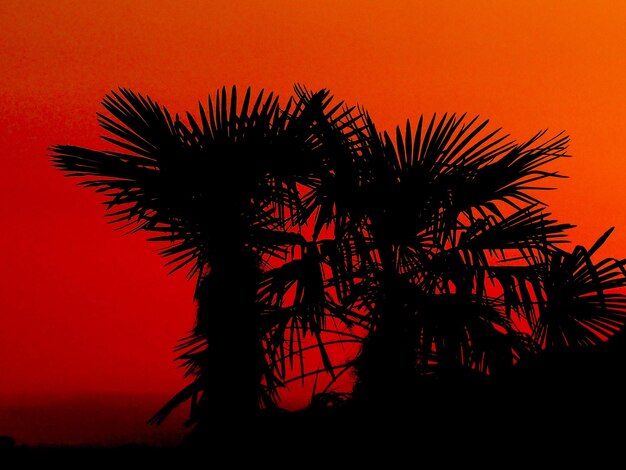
[2, 0, 626, 442]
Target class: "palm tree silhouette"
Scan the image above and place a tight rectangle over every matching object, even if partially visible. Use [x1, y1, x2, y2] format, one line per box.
[51, 86, 365, 438]
[329, 113, 626, 414]
[52, 86, 626, 444]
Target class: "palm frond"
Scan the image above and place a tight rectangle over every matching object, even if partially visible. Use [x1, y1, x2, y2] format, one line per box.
[293, 85, 372, 240]
[533, 229, 626, 349]
[413, 292, 529, 376]
[459, 205, 572, 256]
[148, 378, 203, 426]
[259, 242, 344, 381]
[364, 115, 569, 250]
[461, 130, 570, 211]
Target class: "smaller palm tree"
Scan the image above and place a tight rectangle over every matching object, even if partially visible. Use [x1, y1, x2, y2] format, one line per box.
[308, 110, 626, 413]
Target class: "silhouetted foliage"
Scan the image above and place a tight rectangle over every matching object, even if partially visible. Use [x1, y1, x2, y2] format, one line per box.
[52, 86, 366, 433]
[340, 115, 626, 410]
[52, 85, 626, 443]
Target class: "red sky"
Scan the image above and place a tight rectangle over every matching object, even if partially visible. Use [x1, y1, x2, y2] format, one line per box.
[2, 1, 626, 445]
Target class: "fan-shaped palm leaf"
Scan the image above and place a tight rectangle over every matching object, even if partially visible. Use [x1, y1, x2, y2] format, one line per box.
[533, 229, 626, 350]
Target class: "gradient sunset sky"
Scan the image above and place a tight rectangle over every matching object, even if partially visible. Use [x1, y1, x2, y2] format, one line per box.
[2, 1, 626, 444]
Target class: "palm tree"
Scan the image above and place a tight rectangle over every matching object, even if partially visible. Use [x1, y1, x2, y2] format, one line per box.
[325, 112, 626, 412]
[51, 86, 364, 438]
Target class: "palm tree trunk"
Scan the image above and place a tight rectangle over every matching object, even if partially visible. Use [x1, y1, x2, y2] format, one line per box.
[191, 245, 264, 439]
[351, 241, 419, 410]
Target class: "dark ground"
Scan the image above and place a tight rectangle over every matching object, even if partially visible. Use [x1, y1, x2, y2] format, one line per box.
[3, 340, 626, 465]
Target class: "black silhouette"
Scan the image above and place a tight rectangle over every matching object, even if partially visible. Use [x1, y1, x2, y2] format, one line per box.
[52, 87, 364, 440]
[339, 114, 626, 411]
[0, 436, 15, 450]
[52, 86, 626, 447]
